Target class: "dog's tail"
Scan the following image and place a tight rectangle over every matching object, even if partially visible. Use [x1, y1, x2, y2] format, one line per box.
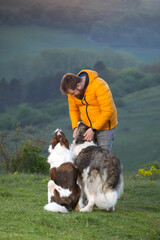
[44, 202, 68, 213]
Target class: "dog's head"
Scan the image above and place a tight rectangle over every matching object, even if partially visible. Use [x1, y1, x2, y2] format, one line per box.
[75, 121, 89, 144]
[51, 128, 69, 149]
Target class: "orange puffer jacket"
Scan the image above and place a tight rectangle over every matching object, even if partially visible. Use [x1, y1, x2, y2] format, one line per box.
[68, 69, 118, 130]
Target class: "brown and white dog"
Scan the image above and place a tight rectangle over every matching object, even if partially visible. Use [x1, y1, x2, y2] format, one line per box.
[44, 128, 80, 213]
[71, 121, 124, 212]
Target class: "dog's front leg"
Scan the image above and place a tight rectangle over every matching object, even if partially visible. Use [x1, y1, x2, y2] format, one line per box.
[48, 180, 56, 203]
[79, 197, 95, 212]
[78, 194, 85, 210]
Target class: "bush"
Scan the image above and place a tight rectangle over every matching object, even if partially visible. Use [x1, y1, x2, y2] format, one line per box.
[0, 124, 49, 173]
[11, 143, 48, 173]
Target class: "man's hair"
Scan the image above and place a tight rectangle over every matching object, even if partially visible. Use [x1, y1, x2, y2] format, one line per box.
[60, 73, 82, 94]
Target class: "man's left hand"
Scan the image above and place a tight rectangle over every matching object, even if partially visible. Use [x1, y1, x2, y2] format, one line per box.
[84, 128, 94, 141]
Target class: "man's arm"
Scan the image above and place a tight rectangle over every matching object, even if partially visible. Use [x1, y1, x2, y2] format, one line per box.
[91, 81, 114, 130]
[68, 95, 80, 130]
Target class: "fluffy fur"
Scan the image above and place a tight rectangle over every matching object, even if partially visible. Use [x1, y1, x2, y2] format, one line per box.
[71, 121, 124, 212]
[44, 128, 81, 213]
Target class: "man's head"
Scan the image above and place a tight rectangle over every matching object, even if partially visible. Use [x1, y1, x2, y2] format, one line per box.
[60, 73, 85, 99]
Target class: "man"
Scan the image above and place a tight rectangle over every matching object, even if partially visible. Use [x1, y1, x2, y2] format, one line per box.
[60, 69, 118, 151]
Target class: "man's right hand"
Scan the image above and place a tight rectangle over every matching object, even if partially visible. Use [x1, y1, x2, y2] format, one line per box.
[73, 128, 78, 139]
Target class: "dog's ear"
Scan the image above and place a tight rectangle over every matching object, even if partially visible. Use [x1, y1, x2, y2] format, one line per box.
[51, 138, 58, 149]
[60, 135, 69, 149]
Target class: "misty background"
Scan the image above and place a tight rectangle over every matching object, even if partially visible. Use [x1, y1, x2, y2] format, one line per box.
[0, 0, 160, 173]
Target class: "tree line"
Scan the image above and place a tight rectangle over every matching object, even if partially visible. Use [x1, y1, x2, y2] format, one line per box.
[0, 71, 63, 112]
[0, 0, 160, 48]
[0, 48, 138, 83]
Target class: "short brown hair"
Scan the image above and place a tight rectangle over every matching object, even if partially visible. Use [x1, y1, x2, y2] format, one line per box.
[60, 73, 82, 94]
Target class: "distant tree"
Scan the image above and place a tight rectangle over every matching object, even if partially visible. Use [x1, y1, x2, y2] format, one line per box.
[140, 63, 160, 74]
[8, 78, 23, 106]
[139, 73, 160, 90]
[111, 68, 145, 95]
[0, 78, 9, 111]
[15, 103, 52, 126]
[118, 68, 145, 93]
[93, 61, 117, 84]
[93, 61, 106, 72]
[24, 72, 63, 104]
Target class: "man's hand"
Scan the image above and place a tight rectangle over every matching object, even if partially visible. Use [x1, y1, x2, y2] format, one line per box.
[84, 128, 94, 141]
[73, 128, 78, 139]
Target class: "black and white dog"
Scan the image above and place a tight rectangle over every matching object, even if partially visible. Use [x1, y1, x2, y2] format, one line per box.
[44, 129, 81, 213]
[71, 121, 123, 212]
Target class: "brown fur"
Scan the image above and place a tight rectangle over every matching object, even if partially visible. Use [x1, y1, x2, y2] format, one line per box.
[50, 162, 79, 189]
[51, 130, 69, 149]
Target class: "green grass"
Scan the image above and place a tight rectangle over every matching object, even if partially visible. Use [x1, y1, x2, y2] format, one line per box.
[0, 173, 160, 240]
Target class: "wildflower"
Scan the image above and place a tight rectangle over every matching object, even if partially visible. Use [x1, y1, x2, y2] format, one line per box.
[26, 180, 29, 183]
[150, 166, 156, 171]
[136, 163, 160, 180]
[43, 179, 49, 182]
[30, 174, 34, 177]
[151, 181, 154, 184]
[144, 170, 152, 176]
[138, 169, 145, 175]
[14, 172, 18, 175]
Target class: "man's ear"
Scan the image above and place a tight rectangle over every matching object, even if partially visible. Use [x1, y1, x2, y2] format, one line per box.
[77, 83, 81, 90]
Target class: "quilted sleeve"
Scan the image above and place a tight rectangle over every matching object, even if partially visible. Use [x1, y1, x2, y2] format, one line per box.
[68, 94, 80, 129]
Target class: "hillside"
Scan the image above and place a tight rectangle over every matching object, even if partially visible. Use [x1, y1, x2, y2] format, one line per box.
[112, 86, 160, 172]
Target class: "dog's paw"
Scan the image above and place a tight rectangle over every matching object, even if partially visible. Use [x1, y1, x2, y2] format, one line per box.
[79, 206, 93, 212]
[78, 202, 85, 210]
[107, 206, 115, 212]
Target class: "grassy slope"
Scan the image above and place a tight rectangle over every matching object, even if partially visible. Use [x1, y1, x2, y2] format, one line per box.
[0, 173, 160, 240]
[112, 85, 160, 173]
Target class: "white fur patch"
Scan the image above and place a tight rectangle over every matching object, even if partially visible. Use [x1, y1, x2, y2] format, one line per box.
[47, 180, 71, 203]
[55, 185, 71, 198]
[70, 140, 96, 157]
[44, 202, 68, 213]
[55, 128, 62, 135]
[48, 143, 74, 168]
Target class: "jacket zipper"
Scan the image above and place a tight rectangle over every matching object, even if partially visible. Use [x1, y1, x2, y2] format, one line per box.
[81, 96, 92, 128]
[82, 96, 111, 130]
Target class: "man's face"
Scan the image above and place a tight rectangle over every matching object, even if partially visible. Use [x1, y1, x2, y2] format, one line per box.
[68, 84, 85, 99]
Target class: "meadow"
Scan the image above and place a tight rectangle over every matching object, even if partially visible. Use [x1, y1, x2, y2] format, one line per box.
[0, 173, 160, 240]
